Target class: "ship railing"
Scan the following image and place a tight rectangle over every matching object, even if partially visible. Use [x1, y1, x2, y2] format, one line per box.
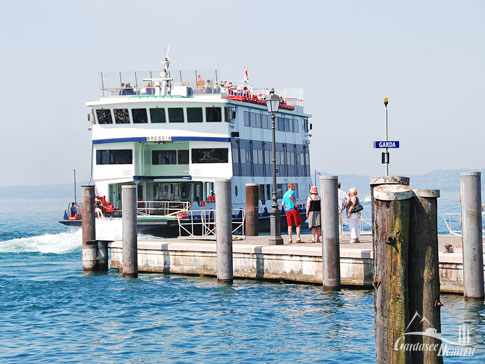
[177, 209, 246, 238]
[136, 200, 190, 217]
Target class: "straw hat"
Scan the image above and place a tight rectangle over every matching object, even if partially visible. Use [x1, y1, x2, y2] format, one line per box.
[310, 186, 318, 194]
[349, 187, 358, 196]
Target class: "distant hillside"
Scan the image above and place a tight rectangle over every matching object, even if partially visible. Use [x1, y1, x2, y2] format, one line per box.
[318, 169, 485, 195]
[0, 183, 87, 200]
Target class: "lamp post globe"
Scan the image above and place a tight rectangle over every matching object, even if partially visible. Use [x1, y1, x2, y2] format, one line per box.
[266, 90, 283, 245]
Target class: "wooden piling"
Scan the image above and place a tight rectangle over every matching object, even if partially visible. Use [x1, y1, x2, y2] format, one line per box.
[320, 176, 340, 291]
[216, 179, 233, 283]
[81, 185, 96, 271]
[409, 190, 443, 364]
[373, 184, 413, 364]
[460, 172, 484, 299]
[245, 183, 259, 236]
[122, 185, 138, 278]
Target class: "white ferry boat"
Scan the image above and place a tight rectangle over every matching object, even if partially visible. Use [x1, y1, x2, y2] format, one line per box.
[60, 56, 313, 236]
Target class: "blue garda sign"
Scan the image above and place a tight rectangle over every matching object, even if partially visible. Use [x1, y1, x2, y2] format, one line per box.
[374, 141, 400, 148]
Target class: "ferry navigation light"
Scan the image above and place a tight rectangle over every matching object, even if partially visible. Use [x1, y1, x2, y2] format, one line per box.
[384, 97, 389, 107]
[266, 89, 283, 245]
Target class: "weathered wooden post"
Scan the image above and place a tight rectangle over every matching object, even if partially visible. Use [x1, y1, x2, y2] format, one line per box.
[245, 183, 259, 236]
[81, 185, 97, 271]
[460, 172, 484, 299]
[370, 176, 410, 237]
[216, 178, 233, 283]
[373, 184, 412, 364]
[122, 185, 138, 278]
[320, 176, 340, 291]
[409, 190, 443, 364]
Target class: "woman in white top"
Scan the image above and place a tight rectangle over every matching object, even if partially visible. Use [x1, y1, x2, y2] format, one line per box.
[344, 187, 361, 243]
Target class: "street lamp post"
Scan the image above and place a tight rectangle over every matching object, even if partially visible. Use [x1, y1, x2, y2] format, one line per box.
[266, 90, 283, 245]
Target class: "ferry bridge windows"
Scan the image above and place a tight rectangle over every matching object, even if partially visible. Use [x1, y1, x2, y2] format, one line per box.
[168, 108, 184, 123]
[150, 108, 166, 123]
[114, 108, 130, 124]
[187, 107, 203, 123]
[225, 106, 236, 122]
[152, 150, 176, 165]
[178, 150, 189, 164]
[96, 149, 133, 164]
[206, 107, 222, 122]
[192, 148, 228, 163]
[243, 111, 250, 127]
[132, 108, 148, 124]
[152, 150, 189, 165]
[96, 109, 113, 124]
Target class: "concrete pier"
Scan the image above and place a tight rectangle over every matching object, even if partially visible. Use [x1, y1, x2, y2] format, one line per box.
[108, 233, 484, 293]
[122, 185, 138, 278]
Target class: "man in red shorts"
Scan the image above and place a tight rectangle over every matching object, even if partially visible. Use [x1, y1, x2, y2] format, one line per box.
[282, 183, 302, 243]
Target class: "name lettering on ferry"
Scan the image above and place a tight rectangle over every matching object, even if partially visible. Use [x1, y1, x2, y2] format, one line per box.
[147, 136, 172, 142]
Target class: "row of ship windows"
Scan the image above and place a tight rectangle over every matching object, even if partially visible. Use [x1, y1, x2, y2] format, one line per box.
[95, 107, 233, 125]
[96, 149, 229, 165]
[94, 107, 308, 133]
[243, 111, 309, 133]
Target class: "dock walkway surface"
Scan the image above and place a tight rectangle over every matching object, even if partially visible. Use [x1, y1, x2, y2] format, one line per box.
[109, 233, 484, 293]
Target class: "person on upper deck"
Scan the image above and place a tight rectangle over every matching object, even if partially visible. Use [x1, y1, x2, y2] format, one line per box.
[196, 75, 204, 92]
[205, 80, 212, 93]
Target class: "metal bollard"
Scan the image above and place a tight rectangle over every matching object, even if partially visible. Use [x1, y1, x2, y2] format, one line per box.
[373, 184, 413, 364]
[245, 183, 259, 236]
[81, 185, 96, 271]
[216, 179, 233, 283]
[409, 190, 443, 364]
[460, 172, 484, 299]
[122, 185, 138, 278]
[97, 241, 109, 272]
[320, 176, 340, 291]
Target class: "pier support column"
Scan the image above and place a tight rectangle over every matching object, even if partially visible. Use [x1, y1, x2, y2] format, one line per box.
[122, 185, 138, 278]
[409, 190, 443, 364]
[216, 179, 233, 283]
[81, 185, 96, 271]
[460, 172, 484, 299]
[373, 184, 413, 364]
[245, 183, 259, 236]
[320, 176, 340, 291]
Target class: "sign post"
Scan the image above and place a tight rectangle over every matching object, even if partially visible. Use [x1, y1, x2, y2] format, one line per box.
[373, 98, 400, 176]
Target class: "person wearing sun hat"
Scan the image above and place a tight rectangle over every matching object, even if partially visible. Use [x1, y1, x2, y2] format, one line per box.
[306, 185, 321, 243]
[344, 187, 361, 243]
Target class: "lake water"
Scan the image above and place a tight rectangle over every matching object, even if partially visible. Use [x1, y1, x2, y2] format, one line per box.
[0, 196, 484, 363]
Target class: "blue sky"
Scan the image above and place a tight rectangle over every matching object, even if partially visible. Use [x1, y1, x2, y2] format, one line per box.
[1, 0, 484, 187]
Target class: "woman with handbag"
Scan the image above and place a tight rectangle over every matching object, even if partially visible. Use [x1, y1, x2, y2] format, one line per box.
[306, 185, 321, 243]
[344, 187, 362, 243]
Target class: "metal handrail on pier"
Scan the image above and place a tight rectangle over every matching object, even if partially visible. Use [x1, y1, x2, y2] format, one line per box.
[442, 212, 485, 246]
[137, 200, 190, 217]
[177, 209, 246, 238]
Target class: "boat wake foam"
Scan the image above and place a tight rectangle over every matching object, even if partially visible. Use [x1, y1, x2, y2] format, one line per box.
[0, 218, 161, 254]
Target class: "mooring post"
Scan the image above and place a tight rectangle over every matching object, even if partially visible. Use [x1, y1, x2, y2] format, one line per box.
[216, 178, 233, 283]
[373, 184, 413, 364]
[81, 185, 97, 271]
[122, 185, 138, 278]
[320, 176, 340, 291]
[370, 176, 410, 239]
[409, 189, 443, 364]
[245, 183, 259, 236]
[460, 172, 484, 299]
